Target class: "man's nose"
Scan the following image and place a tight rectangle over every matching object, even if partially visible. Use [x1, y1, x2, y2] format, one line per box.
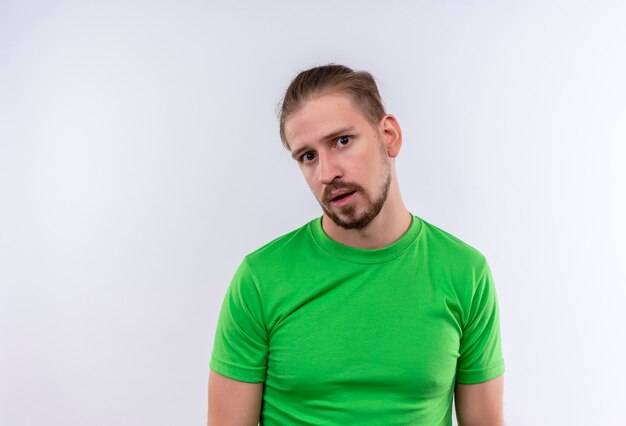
[318, 153, 342, 185]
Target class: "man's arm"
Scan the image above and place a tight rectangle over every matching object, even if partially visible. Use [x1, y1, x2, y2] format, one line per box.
[454, 375, 504, 426]
[207, 369, 263, 426]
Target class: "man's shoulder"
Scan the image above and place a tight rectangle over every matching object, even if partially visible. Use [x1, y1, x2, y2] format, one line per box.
[418, 217, 488, 267]
[245, 218, 318, 264]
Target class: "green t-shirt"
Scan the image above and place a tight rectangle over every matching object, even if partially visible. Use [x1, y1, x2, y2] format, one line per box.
[210, 215, 504, 425]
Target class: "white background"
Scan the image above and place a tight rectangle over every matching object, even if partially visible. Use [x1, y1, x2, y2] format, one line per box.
[1, 1, 625, 425]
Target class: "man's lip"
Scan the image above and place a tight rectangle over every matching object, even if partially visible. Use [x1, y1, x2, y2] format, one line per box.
[329, 190, 355, 201]
[330, 191, 356, 206]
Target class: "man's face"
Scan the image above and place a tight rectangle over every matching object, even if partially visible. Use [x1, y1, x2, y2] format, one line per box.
[284, 93, 392, 229]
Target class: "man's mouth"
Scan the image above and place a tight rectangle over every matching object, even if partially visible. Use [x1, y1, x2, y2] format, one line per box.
[329, 191, 356, 205]
[332, 191, 355, 201]
[323, 182, 365, 206]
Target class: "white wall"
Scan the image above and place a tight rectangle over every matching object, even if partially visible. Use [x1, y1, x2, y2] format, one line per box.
[1, 1, 625, 424]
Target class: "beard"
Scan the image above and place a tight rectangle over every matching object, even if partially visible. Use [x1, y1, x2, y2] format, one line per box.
[318, 167, 392, 230]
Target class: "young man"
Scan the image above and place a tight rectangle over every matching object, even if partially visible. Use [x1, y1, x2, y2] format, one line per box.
[208, 64, 505, 425]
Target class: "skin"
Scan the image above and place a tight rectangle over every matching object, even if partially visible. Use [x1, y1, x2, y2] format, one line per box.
[208, 371, 262, 426]
[207, 92, 504, 425]
[285, 92, 411, 249]
[455, 376, 505, 426]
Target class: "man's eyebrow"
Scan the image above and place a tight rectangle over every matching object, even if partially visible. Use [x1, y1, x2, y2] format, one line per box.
[324, 126, 356, 142]
[291, 146, 309, 160]
[290, 126, 356, 160]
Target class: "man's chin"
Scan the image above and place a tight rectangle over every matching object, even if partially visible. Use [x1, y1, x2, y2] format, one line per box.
[324, 209, 374, 230]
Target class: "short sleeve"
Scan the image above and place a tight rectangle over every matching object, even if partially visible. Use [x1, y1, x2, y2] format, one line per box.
[456, 260, 505, 384]
[210, 258, 268, 383]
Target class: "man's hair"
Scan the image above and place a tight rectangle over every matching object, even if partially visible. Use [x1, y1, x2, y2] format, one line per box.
[279, 64, 386, 150]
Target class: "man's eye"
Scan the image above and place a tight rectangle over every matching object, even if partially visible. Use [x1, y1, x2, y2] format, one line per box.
[336, 136, 350, 146]
[302, 152, 316, 163]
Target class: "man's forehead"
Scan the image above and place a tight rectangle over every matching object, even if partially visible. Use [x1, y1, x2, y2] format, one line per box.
[284, 93, 365, 149]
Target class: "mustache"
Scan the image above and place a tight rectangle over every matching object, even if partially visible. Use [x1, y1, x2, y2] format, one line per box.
[322, 181, 366, 204]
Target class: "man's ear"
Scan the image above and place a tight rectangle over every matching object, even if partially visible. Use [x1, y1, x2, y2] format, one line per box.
[379, 114, 403, 158]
